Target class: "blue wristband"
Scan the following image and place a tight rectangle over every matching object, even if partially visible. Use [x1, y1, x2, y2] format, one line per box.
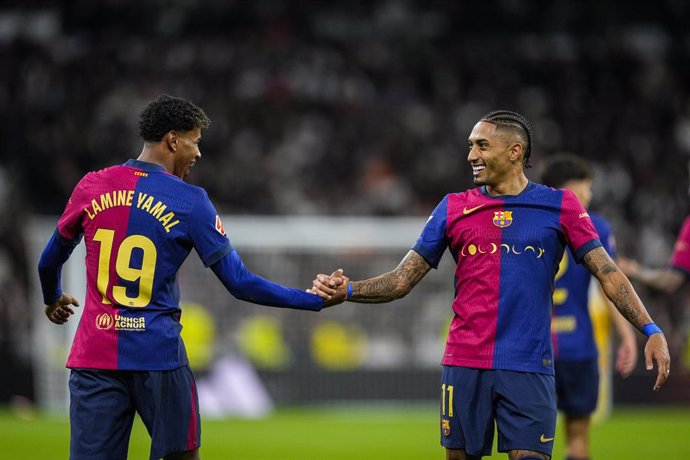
[642, 322, 662, 337]
[346, 283, 353, 300]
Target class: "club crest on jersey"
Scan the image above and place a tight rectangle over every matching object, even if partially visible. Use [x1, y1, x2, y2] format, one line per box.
[215, 215, 226, 236]
[492, 211, 513, 228]
[441, 418, 451, 436]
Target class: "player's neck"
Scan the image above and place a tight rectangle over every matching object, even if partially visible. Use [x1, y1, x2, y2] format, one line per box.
[137, 144, 174, 174]
[485, 174, 529, 196]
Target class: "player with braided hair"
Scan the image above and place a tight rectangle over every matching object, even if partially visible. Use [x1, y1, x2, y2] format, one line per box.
[310, 110, 670, 459]
[480, 110, 533, 168]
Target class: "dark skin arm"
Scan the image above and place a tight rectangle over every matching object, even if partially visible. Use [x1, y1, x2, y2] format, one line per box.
[582, 246, 671, 391]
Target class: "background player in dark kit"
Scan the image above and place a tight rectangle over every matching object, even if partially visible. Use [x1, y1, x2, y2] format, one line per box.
[542, 153, 637, 460]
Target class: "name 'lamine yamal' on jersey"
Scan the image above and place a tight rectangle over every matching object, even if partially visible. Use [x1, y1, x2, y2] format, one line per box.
[56, 160, 233, 371]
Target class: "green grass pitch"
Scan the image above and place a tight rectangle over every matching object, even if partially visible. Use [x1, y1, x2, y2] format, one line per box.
[1, 406, 688, 459]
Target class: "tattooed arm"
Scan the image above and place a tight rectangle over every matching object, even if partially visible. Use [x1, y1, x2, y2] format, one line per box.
[310, 250, 431, 304]
[582, 247, 650, 328]
[349, 250, 431, 303]
[582, 246, 671, 391]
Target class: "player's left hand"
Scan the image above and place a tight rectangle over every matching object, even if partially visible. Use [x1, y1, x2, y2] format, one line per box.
[644, 332, 671, 391]
[44, 293, 80, 325]
[615, 335, 637, 377]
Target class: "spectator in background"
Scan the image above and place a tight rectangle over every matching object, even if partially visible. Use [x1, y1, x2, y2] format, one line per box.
[541, 153, 637, 460]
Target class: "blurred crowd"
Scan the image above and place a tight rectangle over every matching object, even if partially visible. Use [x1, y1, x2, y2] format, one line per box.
[2, 0, 690, 403]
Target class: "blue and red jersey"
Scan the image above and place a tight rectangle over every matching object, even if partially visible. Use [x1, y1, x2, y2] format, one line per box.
[670, 216, 690, 276]
[551, 212, 616, 361]
[39, 159, 322, 371]
[413, 182, 601, 375]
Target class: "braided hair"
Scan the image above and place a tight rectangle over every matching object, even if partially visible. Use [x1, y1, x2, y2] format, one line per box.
[480, 110, 533, 169]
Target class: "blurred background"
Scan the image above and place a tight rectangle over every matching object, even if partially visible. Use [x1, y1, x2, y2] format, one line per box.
[1, 0, 690, 454]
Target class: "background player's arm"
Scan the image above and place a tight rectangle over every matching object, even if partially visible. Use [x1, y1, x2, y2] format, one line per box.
[312, 250, 431, 303]
[617, 257, 685, 294]
[582, 246, 670, 390]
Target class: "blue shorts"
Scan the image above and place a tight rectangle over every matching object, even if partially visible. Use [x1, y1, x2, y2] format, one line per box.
[554, 358, 599, 417]
[69, 366, 200, 460]
[440, 366, 556, 457]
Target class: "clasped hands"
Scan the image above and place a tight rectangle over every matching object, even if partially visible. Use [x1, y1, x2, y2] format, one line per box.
[308, 269, 350, 307]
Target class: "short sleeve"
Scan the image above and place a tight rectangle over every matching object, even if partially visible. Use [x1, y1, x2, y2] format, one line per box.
[559, 190, 602, 262]
[188, 190, 233, 267]
[412, 195, 449, 269]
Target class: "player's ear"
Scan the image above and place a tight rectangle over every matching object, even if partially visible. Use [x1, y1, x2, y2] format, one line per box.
[508, 142, 523, 164]
[165, 130, 178, 153]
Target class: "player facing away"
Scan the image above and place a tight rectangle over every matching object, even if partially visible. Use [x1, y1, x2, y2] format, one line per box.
[541, 153, 637, 460]
[311, 111, 671, 460]
[37, 95, 342, 460]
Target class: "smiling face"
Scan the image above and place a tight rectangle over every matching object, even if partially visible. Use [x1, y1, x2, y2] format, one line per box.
[171, 127, 202, 178]
[467, 121, 523, 188]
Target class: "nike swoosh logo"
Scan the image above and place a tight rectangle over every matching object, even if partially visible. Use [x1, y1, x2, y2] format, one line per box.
[463, 204, 486, 215]
[539, 434, 554, 443]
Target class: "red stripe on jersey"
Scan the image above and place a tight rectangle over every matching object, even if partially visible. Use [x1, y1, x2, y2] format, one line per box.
[64, 166, 142, 369]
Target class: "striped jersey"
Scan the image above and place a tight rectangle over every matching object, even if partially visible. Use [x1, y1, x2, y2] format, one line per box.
[413, 182, 601, 375]
[52, 159, 321, 371]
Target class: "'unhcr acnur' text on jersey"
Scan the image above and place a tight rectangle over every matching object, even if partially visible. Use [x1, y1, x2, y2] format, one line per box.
[56, 160, 235, 370]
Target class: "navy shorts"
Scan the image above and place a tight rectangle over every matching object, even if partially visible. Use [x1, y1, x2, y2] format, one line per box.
[440, 366, 556, 457]
[554, 358, 599, 417]
[69, 366, 201, 460]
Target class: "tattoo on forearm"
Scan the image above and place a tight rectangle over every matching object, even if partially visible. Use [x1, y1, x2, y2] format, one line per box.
[584, 247, 648, 328]
[613, 283, 641, 325]
[582, 248, 618, 276]
[351, 251, 430, 303]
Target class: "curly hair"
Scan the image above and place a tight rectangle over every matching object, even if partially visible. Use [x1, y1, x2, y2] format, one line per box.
[138, 95, 211, 142]
[480, 110, 533, 169]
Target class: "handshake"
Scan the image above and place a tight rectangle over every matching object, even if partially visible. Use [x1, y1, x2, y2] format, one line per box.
[307, 269, 350, 307]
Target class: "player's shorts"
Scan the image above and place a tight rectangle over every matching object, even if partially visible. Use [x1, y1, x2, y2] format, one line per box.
[440, 366, 556, 457]
[69, 366, 200, 460]
[554, 358, 599, 417]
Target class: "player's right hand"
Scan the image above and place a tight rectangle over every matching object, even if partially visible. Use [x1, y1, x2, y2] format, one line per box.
[308, 269, 349, 307]
[645, 332, 671, 391]
[44, 293, 80, 325]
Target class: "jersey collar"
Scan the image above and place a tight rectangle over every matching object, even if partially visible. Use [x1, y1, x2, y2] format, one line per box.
[480, 181, 535, 199]
[124, 159, 169, 173]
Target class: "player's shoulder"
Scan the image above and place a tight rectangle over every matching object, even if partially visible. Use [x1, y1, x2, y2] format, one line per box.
[76, 164, 124, 186]
[530, 181, 565, 197]
[448, 187, 484, 203]
[588, 211, 609, 227]
[520, 182, 567, 206]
